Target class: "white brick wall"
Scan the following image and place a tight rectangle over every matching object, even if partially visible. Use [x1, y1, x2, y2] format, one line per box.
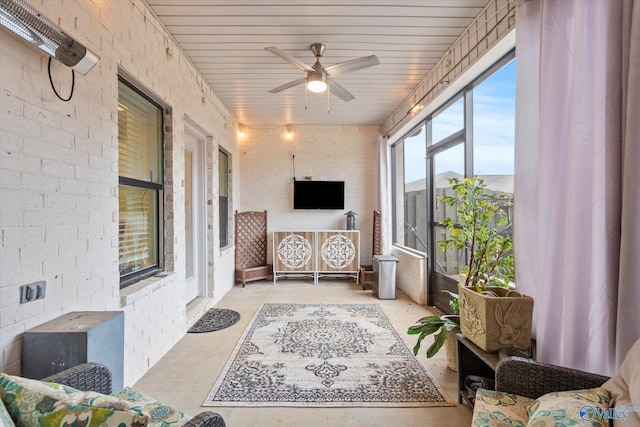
[0, 0, 239, 383]
[238, 125, 380, 266]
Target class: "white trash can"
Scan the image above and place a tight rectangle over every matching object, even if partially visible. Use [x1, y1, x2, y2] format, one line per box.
[372, 255, 399, 299]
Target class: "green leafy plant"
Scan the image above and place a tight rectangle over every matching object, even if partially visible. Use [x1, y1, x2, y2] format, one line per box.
[407, 315, 460, 358]
[439, 176, 514, 293]
[442, 289, 459, 314]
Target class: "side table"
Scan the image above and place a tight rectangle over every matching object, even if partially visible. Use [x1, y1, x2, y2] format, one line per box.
[23, 311, 124, 390]
[456, 333, 500, 408]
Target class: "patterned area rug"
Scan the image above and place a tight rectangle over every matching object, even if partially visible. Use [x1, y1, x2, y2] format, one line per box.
[203, 303, 453, 407]
[188, 308, 240, 333]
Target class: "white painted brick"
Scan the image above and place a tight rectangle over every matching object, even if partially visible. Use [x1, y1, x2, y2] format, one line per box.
[74, 136, 104, 156]
[23, 103, 61, 130]
[43, 193, 77, 210]
[23, 209, 62, 227]
[43, 255, 77, 277]
[20, 243, 59, 264]
[45, 225, 78, 243]
[58, 238, 89, 258]
[2, 227, 45, 248]
[0, 261, 44, 288]
[0, 112, 40, 139]
[21, 173, 60, 193]
[1, 0, 241, 382]
[0, 151, 41, 174]
[41, 158, 76, 178]
[0, 169, 21, 190]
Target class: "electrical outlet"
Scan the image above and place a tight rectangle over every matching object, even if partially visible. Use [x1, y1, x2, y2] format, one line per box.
[19, 281, 46, 304]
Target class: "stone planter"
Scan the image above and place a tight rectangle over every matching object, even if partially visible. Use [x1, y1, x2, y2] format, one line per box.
[459, 286, 533, 353]
[444, 328, 459, 371]
[442, 314, 460, 371]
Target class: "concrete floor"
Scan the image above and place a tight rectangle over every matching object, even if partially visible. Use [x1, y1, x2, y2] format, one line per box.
[133, 279, 473, 427]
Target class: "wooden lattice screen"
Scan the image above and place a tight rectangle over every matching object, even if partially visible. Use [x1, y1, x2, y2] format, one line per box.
[234, 210, 268, 268]
[372, 210, 382, 256]
[360, 210, 382, 290]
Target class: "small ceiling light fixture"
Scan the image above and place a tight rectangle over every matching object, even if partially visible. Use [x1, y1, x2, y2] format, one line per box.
[0, 0, 99, 75]
[284, 125, 294, 140]
[306, 71, 327, 93]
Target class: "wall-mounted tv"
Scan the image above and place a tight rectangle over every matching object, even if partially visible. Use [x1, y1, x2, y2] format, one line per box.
[293, 180, 345, 210]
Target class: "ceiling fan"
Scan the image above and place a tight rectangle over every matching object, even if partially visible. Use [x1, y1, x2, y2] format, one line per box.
[265, 43, 379, 102]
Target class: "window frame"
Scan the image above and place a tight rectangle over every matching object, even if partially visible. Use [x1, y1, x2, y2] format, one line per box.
[390, 51, 515, 309]
[218, 148, 231, 249]
[117, 76, 167, 288]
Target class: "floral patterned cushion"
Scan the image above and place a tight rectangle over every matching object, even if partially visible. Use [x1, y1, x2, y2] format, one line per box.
[112, 386, 188, 427]
[472, 388, 535, 426]
[0, 394, 16, 427]
[527, 387, 611, 427]
[0, 372, 149, 427]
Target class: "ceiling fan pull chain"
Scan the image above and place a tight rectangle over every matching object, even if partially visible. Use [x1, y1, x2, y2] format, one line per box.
[305, 84, 309, 110]
[327, 87, 331, 113]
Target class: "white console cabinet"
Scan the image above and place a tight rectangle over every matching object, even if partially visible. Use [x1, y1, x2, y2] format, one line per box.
[273, 230, 360, 283]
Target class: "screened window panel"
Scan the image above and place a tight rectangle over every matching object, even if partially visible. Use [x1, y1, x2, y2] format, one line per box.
[118, 81, 163, 184]
[119, 185, 159, 277]
[432, 97, 464, 144]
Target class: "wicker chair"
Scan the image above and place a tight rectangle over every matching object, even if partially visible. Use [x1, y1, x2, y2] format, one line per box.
[234, 210, 272, 286]
[43, 363, 226, 427]
[495, 356, 610, 399]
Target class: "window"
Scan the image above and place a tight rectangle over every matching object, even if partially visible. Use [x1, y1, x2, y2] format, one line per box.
[118, 79, 164, 286]
[392, 124, 427, 251]
[219, 149, 230, 248]
[391, 53, 515, 310]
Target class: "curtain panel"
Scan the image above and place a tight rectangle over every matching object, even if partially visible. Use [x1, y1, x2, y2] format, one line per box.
[514, 0, 639, 376]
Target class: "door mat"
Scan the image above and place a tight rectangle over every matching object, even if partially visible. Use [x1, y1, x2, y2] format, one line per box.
[188, 308, 241, 333]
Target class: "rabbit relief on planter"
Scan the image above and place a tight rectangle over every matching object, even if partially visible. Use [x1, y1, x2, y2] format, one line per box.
[495, 302, 521, 347]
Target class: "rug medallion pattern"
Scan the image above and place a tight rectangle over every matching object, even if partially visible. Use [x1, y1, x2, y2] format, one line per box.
[203, 303, 452, 407]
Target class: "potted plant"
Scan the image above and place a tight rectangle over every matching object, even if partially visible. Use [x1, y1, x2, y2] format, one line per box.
[407, 289, 460, 371]
[407, 314, 460, 371]
[439, 176, 533, 353]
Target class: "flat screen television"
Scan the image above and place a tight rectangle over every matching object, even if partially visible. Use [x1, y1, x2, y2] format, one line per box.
[293, 180, 345, 210]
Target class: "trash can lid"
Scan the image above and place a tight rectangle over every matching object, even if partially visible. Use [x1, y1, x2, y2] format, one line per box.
[373, 255, 399, 262]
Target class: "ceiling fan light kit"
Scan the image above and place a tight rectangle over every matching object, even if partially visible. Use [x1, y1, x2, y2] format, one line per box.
[306, 73, 327, 93]
[265, 43, 379, 106]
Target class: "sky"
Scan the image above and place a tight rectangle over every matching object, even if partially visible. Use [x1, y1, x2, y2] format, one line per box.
[403, 59, 516, 184]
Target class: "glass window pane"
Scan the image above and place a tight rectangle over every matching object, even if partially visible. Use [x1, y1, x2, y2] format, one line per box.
[119, 185, 158, 277]
[432, 97, 464, 143]
[391, 141, 404, 246]
[219, 150, 228, 197]
[118, 81, 163, 184]
[433, 144, 466, 279]
[219, 150, 229, 247]
[403, 125, 427, 251]
[473, 59, 516, 178]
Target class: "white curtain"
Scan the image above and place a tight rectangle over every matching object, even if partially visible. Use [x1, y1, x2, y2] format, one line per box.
[515, 0, 640, 376]
[377, 135, 393, 255]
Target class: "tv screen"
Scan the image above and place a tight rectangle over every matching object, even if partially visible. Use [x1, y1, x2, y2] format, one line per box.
[293, 180, 345, 210]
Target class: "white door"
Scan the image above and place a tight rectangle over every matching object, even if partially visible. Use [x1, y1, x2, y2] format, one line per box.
[184, 130, 205, 303]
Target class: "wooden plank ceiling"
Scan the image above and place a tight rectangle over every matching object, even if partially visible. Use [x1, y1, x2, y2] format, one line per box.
[145, 0, 489, 126]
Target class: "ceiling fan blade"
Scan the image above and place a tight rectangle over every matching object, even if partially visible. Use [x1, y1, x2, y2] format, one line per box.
[268, 77, 306, 94]
[265, 47, 314, 72]
[324, 55, 380, 77]
[328, 80, 355, 102]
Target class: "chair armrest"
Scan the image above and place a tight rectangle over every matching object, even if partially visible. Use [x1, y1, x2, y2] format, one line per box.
[495, 357, 609, 399]
[183, 411, 226, 427]
[42, 362, 113, 395]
